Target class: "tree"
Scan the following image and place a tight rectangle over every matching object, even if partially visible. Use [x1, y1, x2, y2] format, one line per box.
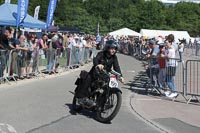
[1, 0, 200, 35]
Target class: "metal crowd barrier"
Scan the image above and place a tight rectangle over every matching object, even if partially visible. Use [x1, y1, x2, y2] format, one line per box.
[146, 57, 185, 98]
[54, 46, 92, 71]
[0, 45, 93, 84]
[0, 50, 8, 83]
[184, 46, 200, 58]
[185, 60, 200, 104]
[119, 42, 147, 60]
[0, 49, 21, 83]
[0, 43, 104, 85]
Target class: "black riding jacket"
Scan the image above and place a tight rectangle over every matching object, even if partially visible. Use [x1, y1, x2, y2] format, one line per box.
[90, 51, 122, 77]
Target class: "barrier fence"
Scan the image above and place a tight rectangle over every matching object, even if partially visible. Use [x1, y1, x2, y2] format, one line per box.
[1, 41, 199, 104]
[118, 41, 200, 104]
[119, 42, 147, 60]
[185, 60, 200, 103]
[0, 45, 94, 84]
[184, 45, 200, 57]
[146, 57, 185, 96]
[145, 56, 200, 104]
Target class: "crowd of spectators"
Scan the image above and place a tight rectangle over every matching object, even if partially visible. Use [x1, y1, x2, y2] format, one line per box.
[0, 27, 103, 81]
[110, 34, 186, 98]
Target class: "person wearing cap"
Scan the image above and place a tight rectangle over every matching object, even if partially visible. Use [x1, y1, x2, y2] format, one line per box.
[148, 40, 160, 65]
[146, 40, 160, 82]
[157, 41, 167, 91]
[147, 40, 160, 57]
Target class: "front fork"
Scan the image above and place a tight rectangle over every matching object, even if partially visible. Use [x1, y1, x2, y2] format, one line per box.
[96, 87, 111, 111]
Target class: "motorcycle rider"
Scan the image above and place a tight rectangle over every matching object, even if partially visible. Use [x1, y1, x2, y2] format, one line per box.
[76, 40, 125, 107]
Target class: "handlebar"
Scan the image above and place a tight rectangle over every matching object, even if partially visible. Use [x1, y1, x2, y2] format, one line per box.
[109, 70, 121, 77]
[95, 67, 122, 79]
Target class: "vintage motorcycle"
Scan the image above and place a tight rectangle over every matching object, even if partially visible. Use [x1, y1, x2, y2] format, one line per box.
[71, 69, 122, 123]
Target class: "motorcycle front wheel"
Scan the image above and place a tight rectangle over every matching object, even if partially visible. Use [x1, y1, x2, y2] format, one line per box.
[96, 91, 122, 123]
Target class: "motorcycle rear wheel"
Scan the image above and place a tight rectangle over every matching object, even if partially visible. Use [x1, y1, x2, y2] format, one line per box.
[96, 91, 122, 123]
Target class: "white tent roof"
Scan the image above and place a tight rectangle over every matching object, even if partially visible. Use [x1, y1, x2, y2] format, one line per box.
[140, 29, 191, 39]
[109, 28, 141, 36]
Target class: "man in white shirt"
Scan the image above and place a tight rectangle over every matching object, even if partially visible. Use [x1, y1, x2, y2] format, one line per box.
[72, 36, 83, 66]
[178, 41, 184, 61]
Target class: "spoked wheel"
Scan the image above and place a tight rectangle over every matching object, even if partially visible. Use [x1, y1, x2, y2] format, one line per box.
[96, 91, 122, 123]
[72, 96, 83, 112]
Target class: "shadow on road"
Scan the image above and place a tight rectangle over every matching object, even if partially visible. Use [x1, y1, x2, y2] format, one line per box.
[122, 70, 162, 97]
[64, 103, 112, 124]
[123, 70, 200, 106]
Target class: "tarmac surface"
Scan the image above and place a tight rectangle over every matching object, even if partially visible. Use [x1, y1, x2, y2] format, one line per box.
[0, 52, 199, 133]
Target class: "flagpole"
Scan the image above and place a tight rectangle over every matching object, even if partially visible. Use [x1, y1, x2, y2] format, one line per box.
[5, 0, 11, 3]
[97, 22, 100, 36]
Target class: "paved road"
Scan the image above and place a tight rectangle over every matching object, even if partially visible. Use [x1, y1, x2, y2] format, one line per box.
[0, 53, 162, 133]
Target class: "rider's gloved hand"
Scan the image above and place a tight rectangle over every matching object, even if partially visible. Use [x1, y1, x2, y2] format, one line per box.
[96, 64, 104, 70]
[119, 77, 125, 84]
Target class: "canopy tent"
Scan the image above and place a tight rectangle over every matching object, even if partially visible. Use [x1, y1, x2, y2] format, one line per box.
[47, 26, 58, 32]
[109, 28, 141, 36]
[140, 29, 191, 40]
[20, 28, 42, 32]
[0, 3, 46, 29]
[58, 26, 81, 33]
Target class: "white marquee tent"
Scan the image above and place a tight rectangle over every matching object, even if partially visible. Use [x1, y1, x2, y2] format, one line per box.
[140, 29, 191, 40]
[109, 28, 141, 36]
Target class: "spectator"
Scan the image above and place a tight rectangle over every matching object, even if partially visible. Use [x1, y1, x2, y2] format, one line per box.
[194, 35, 200, 56]
[54, 34, 64, 72]
[35, 34, 48, 72]
[31, 34, 39, 75]
[91, 36, 97, 59]
[63, 32, 69, 57]
[71, 36, 83, 66]
[0, 30, 9, 78]
[15, 35, 29, 79]
[84, 36, 92, 63]
[4, 27, 18, 77]
[157, 42, 167, 90]
[164, 36, 178, 98]
[146, 40, 160, 84]
[37, 34, 48, 50]
[27, 33, 37, 78]
[46, 32, 57, 74]
[128, 37, 134, 56]
[178, 39, 184, 61]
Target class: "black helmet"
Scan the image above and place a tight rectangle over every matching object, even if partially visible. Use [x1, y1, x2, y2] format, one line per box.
[104, 40, 118, 51]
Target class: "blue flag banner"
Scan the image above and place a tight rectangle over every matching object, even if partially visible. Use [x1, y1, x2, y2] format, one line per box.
[16, 0, 29, 26]
[46, 0, 57, 29]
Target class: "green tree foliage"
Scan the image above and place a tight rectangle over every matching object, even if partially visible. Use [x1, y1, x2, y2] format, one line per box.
[0, 0, 200, 36]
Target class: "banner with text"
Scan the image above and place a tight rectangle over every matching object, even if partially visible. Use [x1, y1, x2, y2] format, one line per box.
[16, 0, 29, 26]
[46, 0, 57, 29]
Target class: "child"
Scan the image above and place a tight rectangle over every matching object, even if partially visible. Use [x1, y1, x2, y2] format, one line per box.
[157, 43, 167, 89]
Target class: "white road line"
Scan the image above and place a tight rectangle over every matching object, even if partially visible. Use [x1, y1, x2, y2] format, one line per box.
[0, 123, 17, 133]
